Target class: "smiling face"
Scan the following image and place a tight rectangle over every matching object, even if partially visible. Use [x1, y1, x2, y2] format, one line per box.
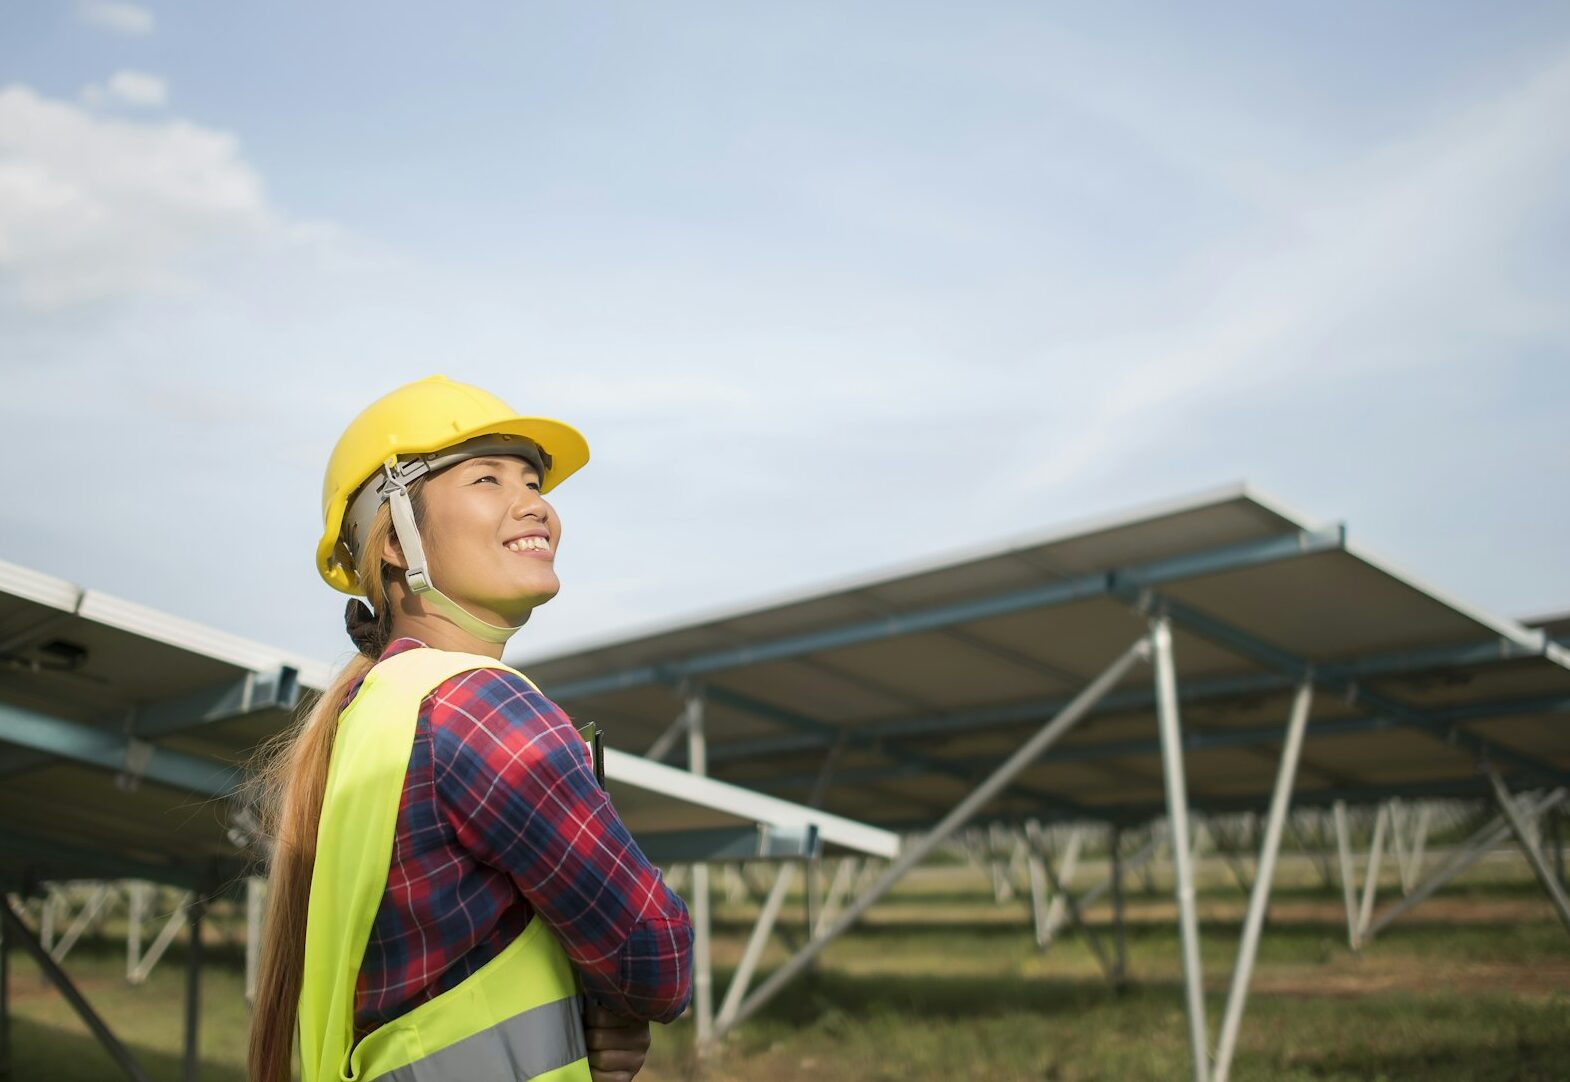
[392, 452, 561, 627]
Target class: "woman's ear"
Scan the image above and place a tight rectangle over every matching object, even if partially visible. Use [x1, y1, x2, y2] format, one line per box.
[381, 530, 407, 571]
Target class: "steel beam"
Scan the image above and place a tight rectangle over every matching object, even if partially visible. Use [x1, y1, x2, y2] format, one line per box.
[552, 529, 1343, 702]
[0, 667, 298, 781]
[49, 883, 114, 964]
[1139, 594, 1569, 788]
[638, 825, 819, 865]
[1356, 805, 1390, 940]
[0, 895, 152, 1082]
[642, 706, 692, 763]
[1, 894, 10, 1081]
[1025, 820, 1114, 982]
[1039, 827, 1085, 946]
[0, 702, 240, 797]
[245, 878, 263, 1004]
[0, 830, 236, 895]
[1364, 789, 1566, 941]
[715, 862, 796, 1031]
[1332, 801, 1360, 950]
[1025, 821, 1051, 947]
[1110, 827, 1128, 985]
[686, 682, 1094, 817]
[1488, 773, 1570, 936]
[682, 689, 714, 1049]
[183, 899, 206, 1082]
[1152, 618, 1209, 1082]
[713, 632, 1152, 1041]
[706, 689, 1569, 783]
[1213, 682, 1313, 1082]
[813, 858, 858, 939]
[129, 892, 193, 985]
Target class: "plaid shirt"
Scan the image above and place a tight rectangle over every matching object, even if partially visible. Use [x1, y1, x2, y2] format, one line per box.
[343, 637, 693, 1036]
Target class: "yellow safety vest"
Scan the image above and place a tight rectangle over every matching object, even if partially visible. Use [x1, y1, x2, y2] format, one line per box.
[298, 647, 594, 1082]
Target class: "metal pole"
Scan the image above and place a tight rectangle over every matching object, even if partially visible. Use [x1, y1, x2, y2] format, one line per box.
[716, 863, 796, 1030]
[183, 898, 206, 1082]
[1487, 773, 1570, 936]
[1288, 815, 1334, 890]
[1151, 617, 1210, 1082]
[127, 882, 146, 980]
[1213, 681, 1313, 1082]
[1026, 821, 1115, 981]
[1137, 821, 1159, 894]
[1551, 807, 1565, 889]
[685, 689, 713, 1047]
[51, 883, 113, 964]
[718, 632, 1152, 1037]
[814, 858, 858, 938]
[1110, 827, 1127, 987]
[1365, 789, 1566, 940]
[1, 897, 10, 1082]
[129, 891, 193, 985]
[1076, 832, 1162, 914]
[38, 890, 57, 956]
[245, 878, 262, 1005]
[1026, 820, 1051, 947]
[802, 855, 818, 969]
[1387, 801, 1408, 893]
[1042, 828, 1085, 940]
[0, 896, 152, 1082]
[1357, 805, 1390, 940]
[989, 823, 1013, 904]
[643, 706, 693, 763]
[1402, 804, 1432, 895]
[1332, 801, 1360, 950]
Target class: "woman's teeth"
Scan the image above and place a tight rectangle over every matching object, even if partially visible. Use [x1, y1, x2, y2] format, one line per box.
[506, 537, 551, 553]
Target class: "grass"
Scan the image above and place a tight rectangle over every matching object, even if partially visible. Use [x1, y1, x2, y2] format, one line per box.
[4, 856, 1567, 1081]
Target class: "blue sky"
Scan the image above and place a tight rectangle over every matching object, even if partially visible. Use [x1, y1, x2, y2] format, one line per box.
[3, 2, 1568, 669]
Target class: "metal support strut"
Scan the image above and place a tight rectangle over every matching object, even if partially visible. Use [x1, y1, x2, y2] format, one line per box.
[1151, 616, 1210, 1082]
[1488, 772, 1570, 936]
[183, 898, 206, 1082]
[684, 688, 714, 1047]
[1365, 788, 1566, 941]
[1212, 681, 1313, 1082]
[0, 895, 152, 1082]
[710, 632, 1153, 1042]
[1, 896, 10, 1081]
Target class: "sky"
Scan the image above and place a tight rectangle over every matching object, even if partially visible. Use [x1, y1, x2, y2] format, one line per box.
[2, 1, 1568, 672]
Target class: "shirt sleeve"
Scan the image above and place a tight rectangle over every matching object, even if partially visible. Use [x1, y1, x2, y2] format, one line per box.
[428, 667, 694, 1024]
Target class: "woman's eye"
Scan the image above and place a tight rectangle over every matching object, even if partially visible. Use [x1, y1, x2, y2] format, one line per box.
[474, 474, 499, 485]
[527, 482, 541, 491]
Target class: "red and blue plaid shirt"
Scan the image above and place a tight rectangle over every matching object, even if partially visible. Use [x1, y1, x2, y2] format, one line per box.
[343, 637, 692, 1036]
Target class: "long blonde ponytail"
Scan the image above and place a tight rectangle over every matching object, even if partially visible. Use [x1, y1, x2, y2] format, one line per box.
[245, 494, 412, 1082]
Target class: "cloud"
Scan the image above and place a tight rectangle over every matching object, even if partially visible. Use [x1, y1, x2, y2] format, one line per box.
[0, 83, 277, 311]
[77, 1, 154, 37]
[80, 70, 169, 109]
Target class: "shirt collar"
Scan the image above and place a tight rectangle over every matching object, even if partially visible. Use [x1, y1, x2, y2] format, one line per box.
[379, 636, 429, 661]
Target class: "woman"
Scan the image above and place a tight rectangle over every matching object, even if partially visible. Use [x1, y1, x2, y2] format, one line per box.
[248, 375, 692, 1082]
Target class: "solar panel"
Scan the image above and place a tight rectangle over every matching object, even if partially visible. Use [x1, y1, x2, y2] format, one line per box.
[514, 483, 1570, 827]
[0, 559, 896, 896]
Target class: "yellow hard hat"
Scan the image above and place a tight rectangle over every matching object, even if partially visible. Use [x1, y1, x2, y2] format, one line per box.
[316, 374, 589, 596]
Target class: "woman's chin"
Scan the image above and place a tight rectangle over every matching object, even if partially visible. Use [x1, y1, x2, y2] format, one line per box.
[493, 590, 558, 625]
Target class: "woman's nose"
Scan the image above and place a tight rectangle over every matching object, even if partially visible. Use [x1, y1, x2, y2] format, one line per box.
[511, 487, 551, 523]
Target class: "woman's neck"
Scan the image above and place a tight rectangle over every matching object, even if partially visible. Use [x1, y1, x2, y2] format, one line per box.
[385, 588, 511, 660]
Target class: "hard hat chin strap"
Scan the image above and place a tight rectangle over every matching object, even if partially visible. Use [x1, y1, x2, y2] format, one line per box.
[383, 467, 524, 645]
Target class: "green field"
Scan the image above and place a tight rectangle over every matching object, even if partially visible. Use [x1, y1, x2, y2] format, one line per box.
[5, 854, 1568, 1081]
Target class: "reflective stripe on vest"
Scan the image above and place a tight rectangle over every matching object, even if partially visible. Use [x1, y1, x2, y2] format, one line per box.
[298, 647, 593, 1082]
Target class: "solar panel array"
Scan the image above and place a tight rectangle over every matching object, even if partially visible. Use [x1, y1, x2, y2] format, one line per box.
[518, 484, 1570, 829]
